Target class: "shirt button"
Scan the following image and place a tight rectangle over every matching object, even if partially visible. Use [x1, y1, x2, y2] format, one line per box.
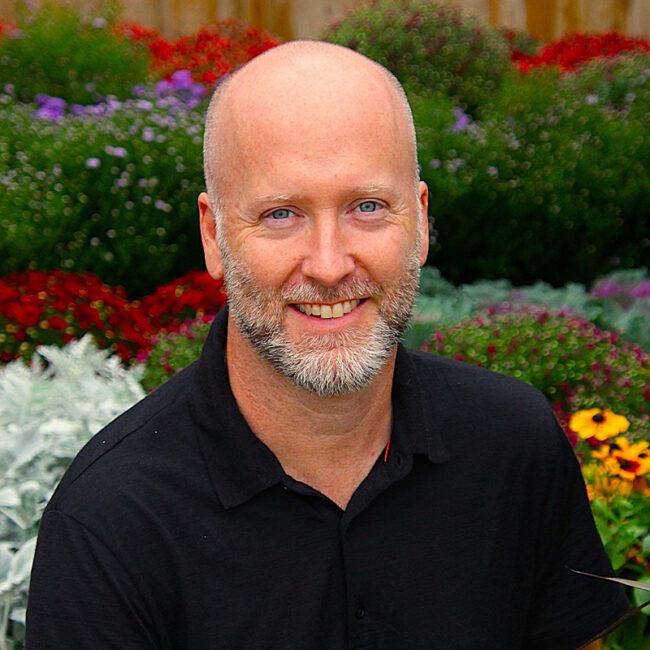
[354, 605, 366, 619]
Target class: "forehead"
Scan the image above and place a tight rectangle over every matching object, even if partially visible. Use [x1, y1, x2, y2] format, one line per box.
[211, 57, 412, 194]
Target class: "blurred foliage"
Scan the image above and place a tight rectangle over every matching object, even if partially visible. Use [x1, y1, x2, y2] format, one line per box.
[413, 56, 649, 286]
[324, 0, 511, 116]
[0, 1, 150, 105]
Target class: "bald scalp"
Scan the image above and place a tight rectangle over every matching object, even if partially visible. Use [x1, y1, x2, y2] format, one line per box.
[202, 41, 419, 222]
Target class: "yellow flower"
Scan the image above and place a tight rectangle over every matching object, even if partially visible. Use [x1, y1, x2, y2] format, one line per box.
[593, 437, 650, 482]
[569, 408, 630, 441]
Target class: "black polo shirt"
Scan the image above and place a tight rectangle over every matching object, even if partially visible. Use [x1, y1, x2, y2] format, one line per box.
[26, 309, 627, 649]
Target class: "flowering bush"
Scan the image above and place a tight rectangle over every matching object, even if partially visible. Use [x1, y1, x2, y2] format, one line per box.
[140, 317, 213, 391]
[426, 306, 650, 434]
[324, 0, 511, 115]
[513, 32, 650, 72]
[0, 1, 150, 105]
[0, 270, 153, 363]
[0, 337, 145, 647]
[115, 19, 280, 85]
[0, 84, 206, 296]
[0, 270, 226, 364]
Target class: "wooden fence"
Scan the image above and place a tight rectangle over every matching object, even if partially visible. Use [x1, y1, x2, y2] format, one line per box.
[0, 0, 648, 40]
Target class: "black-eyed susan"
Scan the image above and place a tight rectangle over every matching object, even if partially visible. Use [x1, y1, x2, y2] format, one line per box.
[569, 408, 630, 442]
[593, 436, 650, 482]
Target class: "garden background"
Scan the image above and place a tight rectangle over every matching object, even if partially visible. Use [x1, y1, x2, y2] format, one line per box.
[0, 0, 649, 648]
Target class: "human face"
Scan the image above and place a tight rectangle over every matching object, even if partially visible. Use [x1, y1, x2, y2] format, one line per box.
[199, 57, 428, 396]
[218, 219, 423, 397]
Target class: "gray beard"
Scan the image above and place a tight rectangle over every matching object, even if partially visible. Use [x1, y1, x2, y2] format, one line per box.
[221, 242, 420, 397]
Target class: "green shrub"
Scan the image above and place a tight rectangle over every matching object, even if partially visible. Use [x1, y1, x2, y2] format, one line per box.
[0, 88, 206, 297]
[324, 0, 510, 115]
[415, 60, 650, 286]
[426, 306, 650, 427]
[140, 317, 212, 391]
[566, 52, 650, 115]
[0, 1, 150, 105]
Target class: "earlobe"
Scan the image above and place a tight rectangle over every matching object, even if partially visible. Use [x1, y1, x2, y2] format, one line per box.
[198, 192, 224, 280]
[418, 181, 429, 267]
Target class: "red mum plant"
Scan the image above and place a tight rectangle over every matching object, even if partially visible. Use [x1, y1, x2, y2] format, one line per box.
[513, 31, 650, 72]
[137, 271, 227, 330]
[0, 270, 227, 364]
[114, 19, 280, 86]
[0, 270, 154, 363]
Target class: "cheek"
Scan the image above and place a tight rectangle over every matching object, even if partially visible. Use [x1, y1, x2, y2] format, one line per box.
[237, 239, 304, 288]
[361, 231, 416, 281]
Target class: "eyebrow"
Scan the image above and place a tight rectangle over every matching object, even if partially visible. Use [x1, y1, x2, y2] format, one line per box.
[252, 185, 396, 206]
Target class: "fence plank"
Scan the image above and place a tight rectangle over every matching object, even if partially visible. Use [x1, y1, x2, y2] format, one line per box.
[0, 0, 648, 40]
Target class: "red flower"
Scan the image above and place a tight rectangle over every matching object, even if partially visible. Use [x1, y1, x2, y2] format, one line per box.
[0, 270, 228, 364]
[115, 18, 280, 87]
[11, 302, 43, 328]
[47, 315, 68, 330]
[512, 32, 650, 72]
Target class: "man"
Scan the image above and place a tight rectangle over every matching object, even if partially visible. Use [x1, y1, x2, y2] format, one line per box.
[26, 42, 627, 648]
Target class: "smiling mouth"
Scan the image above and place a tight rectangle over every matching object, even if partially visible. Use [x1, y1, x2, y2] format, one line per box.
[294, 299, 362, 319]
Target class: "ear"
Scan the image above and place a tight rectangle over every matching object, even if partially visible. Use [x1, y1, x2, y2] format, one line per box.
[417, 181, 429, 267]
[198, 192, 224, 281]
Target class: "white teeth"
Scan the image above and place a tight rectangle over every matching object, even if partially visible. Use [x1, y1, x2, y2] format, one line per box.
[295, 299, 361, 319]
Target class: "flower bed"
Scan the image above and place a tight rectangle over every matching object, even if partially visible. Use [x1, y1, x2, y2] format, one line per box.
[115, 19, 280, 84]
[0, 270, 227, 363]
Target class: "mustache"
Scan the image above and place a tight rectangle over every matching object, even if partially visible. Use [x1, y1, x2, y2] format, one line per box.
[281, 278, 383, 304]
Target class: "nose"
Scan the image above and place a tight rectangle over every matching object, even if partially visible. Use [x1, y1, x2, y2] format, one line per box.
[300, 216, 355, 287]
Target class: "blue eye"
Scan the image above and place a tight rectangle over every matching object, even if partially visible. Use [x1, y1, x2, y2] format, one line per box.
[358, 201, 380, 213]
[268, 208, 293, 220]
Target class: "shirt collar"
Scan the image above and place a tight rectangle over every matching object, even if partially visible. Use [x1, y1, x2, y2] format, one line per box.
[190, 309, 449, 510]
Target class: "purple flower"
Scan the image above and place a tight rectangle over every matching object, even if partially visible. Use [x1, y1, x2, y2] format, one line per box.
[591, 281, 621, 298]
[136, 100, 154, 111]
[155, 79, 173, 95]
[142, 128, 155, 142]
[170, 70, 194, 91]
[105, 145, 128, 158]
[631, 281, 650, 298]
[451, 107, 469, 133]
[34, 95, 67, 120]
[92, 17, 107, 28]
[85, 157, 101, 169]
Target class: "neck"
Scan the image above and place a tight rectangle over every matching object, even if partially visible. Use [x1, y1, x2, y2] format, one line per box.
[225, 315, 395, 509]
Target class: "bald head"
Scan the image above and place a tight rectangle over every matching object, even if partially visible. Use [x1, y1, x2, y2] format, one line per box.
[202, 41, 419, 219]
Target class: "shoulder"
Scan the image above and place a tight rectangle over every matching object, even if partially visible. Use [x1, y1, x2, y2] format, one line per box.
[402, 348, 565, 455]
[46, 362, 203, 519]
[406, 347, 551, 414]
